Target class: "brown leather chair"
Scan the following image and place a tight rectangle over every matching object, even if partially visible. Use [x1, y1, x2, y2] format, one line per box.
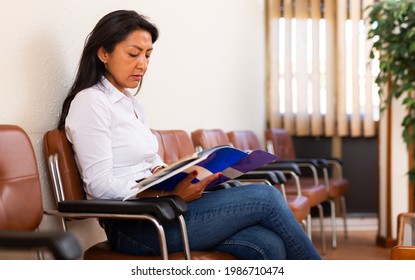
[151, 129, 196, 165]
[191, 129, 231, 152]
[265, 128, 349, 249]
[43, 128, 235, 260]
[0, 124, 82, 259]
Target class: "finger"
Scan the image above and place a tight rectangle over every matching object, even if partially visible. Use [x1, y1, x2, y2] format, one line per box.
[177, 170, 199, 187]
[195, 172, 222, 189]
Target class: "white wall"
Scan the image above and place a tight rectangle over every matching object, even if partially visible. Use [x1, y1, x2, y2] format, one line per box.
[0, 0, 266, 258]
[378, 98, 409, 241]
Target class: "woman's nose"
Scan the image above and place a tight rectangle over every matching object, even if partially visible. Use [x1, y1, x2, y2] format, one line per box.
[136, 55, 148, 70]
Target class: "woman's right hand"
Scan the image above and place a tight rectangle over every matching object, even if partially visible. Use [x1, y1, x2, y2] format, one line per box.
[171, 170, 222, 202]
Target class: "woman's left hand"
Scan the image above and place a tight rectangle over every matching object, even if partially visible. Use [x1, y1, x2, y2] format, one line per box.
[171, 170, 222, 202]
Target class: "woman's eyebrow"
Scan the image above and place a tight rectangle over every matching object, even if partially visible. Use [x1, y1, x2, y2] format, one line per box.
[129, 45, 153, 52]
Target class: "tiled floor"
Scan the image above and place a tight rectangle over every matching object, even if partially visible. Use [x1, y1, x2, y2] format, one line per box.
[312, 230, 391, 260]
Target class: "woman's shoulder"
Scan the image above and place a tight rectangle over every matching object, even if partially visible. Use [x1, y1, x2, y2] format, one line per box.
[75, 86, 107, 100]
[72, 86, 110, 106]
[68, 87, 112, 118]
[66, 86, 112, 125]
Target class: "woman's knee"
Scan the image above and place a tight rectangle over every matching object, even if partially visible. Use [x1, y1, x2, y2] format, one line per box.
[213, 226, 287, 260]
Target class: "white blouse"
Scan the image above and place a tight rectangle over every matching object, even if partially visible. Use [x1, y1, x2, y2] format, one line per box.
[65, 77, 165, 200]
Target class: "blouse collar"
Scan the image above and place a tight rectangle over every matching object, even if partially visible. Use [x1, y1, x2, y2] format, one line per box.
[98, 76, 135, 104]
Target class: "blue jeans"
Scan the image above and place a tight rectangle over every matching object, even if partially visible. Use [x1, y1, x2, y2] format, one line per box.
[102, 184, 321, 260]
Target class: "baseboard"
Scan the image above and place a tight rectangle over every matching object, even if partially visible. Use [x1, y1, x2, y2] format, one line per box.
[311, 216, 378, 232]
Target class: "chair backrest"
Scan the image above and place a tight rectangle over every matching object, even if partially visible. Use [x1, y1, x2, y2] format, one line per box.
[0, 125, 43, 230]
[43, 128, 86, 201]
[151, 129, 195, 165]
[265, 128, 296, 160]
[227, 130, 262, 151]
[191, 129, 230, 150]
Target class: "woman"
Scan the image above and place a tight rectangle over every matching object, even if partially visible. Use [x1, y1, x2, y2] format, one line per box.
[59, 10, 321, 260]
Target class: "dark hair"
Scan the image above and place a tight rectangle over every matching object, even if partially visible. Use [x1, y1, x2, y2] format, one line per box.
[58, 10, 159, 130]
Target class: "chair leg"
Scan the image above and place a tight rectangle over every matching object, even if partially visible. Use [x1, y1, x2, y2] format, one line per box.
[340, 196, 348, 240]
[329, 199, 337, 249]
[301, 219, 307, 232]
[307, 214, 312, 240]
[177, 215, 192, 260]
[301, 215, 312, 240]
[316, 204, 326, 255]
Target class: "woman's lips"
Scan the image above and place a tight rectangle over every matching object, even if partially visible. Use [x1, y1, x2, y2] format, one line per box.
[131, 74, 142, 81]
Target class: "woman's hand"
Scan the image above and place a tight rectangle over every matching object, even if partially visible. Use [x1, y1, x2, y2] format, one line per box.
[171, 170, 222, 202]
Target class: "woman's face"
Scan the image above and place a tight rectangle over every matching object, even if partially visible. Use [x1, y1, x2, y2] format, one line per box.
[98, 29, 153, 93]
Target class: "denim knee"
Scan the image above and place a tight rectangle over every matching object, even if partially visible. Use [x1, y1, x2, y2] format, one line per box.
[213, 225, 287, 260]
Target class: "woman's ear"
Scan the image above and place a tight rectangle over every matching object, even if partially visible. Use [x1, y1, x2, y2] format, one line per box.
[97, 47, 108, 64]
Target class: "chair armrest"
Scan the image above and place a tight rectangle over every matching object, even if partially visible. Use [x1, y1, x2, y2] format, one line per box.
[0, 230, 82, 260]
[57, 199, 177, 224]
[314, 158, 330, 168]
[237, 170, 291, 200]
[223, 180, 243, 187]
[237, 170, 281, 185]
[271, 170, 287, 183]
[269, 160, 323, 185]
[255, 161, 302, 175]
[284, 158, 329, 169]
[133, 195, 188, 216]
[325, 157, 343, 165]
[205, 182, 236, 191]
[325, 159, 344, 179]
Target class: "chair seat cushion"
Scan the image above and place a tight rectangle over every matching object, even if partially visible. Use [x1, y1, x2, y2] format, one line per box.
[285, 194, 310, 223]
[328, 178, 349, 198]
[83, 241, 237, 260]
[285, 179, 328, 206]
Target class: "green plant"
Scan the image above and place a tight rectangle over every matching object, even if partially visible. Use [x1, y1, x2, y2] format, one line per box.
[367, 0, 415, 182]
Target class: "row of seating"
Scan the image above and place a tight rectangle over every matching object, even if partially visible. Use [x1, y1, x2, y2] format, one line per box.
[0, 125, 235, 259]
[44, 127, 323, 259]
[152, 127, 350, 254]
[0, 125, 349, 259]
[153, 130, 309, 224]
[188, 128, 349, 253]
[265, 129, 349, 248]
[263, 129, 349, 250]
